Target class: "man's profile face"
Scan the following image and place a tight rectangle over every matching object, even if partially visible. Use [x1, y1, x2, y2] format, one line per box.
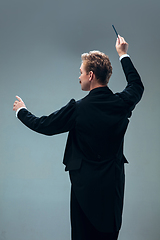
[79, 62, 90, 91]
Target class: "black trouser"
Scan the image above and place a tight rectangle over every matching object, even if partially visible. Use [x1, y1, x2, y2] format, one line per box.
[70, 188, 119, 240]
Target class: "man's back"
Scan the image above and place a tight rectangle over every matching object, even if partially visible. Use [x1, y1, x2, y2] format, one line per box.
[74, 86, 129, 161]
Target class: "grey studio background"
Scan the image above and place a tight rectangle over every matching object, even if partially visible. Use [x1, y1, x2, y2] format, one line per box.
[0, 0, 160, 239]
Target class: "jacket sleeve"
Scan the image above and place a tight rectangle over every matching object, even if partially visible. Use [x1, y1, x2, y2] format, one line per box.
[17, 99, 76, 136]
[116, 57, 144, 111]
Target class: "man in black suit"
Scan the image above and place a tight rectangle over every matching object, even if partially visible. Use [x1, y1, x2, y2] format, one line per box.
[13, 35, 144, 240]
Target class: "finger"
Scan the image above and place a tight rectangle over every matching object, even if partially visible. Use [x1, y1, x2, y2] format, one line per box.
[118, 36, 126, 44]
[16, 95, 23, 102]
[13, 104, 17, 111]
[118, 36, 124, 44]
[121, 37, 127, 44]
[122, 39, 126, 44]
[116, 37, 120, 46]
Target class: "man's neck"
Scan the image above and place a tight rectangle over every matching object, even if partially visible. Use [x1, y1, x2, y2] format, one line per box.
[90, 83, 107, 91]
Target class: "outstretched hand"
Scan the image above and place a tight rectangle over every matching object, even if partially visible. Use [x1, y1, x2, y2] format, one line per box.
[13, 96, 26, 112]
[116, 35, 129, 57]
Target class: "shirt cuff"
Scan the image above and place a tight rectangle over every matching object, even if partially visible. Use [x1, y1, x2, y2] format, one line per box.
[16, 107, 27, 118]
[119, 54, 130, 61]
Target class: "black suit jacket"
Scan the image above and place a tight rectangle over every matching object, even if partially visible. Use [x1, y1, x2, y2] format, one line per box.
[17, 57, 144, 232]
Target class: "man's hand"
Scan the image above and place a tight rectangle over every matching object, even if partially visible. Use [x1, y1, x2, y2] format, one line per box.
[116, 35, 129, 57]
[13, 96, 26, 112]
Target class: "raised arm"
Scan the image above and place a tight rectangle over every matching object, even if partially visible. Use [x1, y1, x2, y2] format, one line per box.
[115, 35, 144, 110]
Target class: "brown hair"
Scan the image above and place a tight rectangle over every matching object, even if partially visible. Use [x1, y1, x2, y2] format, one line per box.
[81, 51, 112, 84]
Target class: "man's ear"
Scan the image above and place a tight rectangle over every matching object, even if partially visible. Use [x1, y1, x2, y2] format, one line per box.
[89, 71, 94, 81]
